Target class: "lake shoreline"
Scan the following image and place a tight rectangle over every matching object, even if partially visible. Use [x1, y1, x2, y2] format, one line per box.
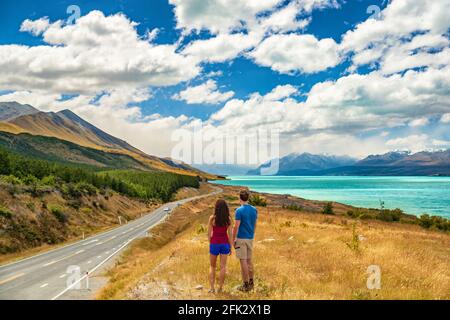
[212, 175, 450, 218]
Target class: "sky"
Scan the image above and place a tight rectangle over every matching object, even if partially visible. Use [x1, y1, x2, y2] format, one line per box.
[0, 0, 449, 164]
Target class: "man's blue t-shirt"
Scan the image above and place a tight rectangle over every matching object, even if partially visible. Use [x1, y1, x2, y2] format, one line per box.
[235, 204, 258, 239]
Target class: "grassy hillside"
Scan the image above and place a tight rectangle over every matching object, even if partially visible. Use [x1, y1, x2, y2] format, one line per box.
[0, 147, 200, 255]
[0, 131, 148, 169]
[98, 185, 450, 300]
[0, 105, 219, 179]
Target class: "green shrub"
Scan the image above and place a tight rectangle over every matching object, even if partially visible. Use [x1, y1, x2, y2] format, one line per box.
[224, 195, 238, 201]
[41, 175, 59, 187]
[249, 194, 267, 207]
[345, 223, 360, 252]
[283, 203, 303, 211]
[48, 204, 68, 224]
[418, 214, 450, 231]
[376, 208, 402, 222]
[0, 175, 23, 185]
[0, 203, 12, 218]
[74, 182, 98, 196]
[322, 202, 334, 215]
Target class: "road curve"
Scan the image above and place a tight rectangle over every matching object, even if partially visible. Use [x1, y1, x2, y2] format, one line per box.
[0, 186, 222, 300]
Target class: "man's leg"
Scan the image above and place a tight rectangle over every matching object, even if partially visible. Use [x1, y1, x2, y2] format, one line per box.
[239, 258, 250, 283]
[247, 259, 254, 289]
[248, 259, 254, 280]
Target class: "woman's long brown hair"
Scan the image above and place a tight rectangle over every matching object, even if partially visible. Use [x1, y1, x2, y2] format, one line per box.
[214, 199, 231, 227]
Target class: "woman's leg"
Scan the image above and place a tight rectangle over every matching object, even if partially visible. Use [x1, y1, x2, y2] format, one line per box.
[218, 254, 228, 291]
[209, 254, 218, 292]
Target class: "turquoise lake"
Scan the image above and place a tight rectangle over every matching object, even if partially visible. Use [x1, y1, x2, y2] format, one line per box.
[213, 176, 450, 218]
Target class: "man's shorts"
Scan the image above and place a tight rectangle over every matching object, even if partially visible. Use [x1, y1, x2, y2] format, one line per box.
[235, 238, 254, 260]
[210, 243, 231, 255]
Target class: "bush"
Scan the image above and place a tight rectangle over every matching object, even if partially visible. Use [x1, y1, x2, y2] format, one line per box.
[249, 194, 267, 207]
[74, 182, 98, 196]
[376, 208, 402, 222]
[41, 175, 59, 187]
[283, 203, 303, 211]
[418, 214, 450, 231]
[322, 202, 334, 215]
[0, 203, 12, 218]
[48, 204, 68, 224]
[0, 175, 23, 185]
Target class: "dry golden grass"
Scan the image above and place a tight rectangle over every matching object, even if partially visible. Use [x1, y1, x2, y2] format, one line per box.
[98, 186, 450, 300]
[0, 188, 155, 264]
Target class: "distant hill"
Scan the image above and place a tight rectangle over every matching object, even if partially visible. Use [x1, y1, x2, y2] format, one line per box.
[248, 153, 357, 175]
[0, 102, 216, 178]
[0, 131, 148, 170]
[0, 102, 39, 121]
[331, 150, 450, 176]
[194, 164, 257, 176]
[248, 150, 450, 176]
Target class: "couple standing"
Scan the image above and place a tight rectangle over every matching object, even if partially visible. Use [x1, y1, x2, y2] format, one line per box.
[207, 190, 257, 293]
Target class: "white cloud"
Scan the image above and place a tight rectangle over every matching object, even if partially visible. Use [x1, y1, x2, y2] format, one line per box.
[385, 134, 450, 152]
[169, 0, 281, 34]
[250, 34, 341, 73]
[259, 1, 310, 33]
[172, 80, 234, 104]
[20, 17, 50, 36]
[264, 84, 298, 101]
[0, 11, 200, 95]
[341, 0, 450, 74]
[182, 32, 261, 63]
[409, 117, 429, 127]
[441, 113, 450, 123]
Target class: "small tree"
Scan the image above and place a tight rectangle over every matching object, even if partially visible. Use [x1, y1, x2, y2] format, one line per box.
[249, 194, 267, 207]
[322, 202, 334, 215]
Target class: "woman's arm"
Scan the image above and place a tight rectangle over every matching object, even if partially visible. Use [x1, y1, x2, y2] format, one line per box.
[207, 216, 213, 242]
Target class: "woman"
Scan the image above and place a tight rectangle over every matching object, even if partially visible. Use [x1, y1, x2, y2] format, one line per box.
[208, 199, 233, 293]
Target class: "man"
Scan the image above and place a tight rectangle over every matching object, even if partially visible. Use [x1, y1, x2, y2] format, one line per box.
[232, 190, 258, 292]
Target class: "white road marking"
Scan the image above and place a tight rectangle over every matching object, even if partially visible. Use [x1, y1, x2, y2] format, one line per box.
[82, 239, 99, 246]
[59, 274, 66, 278]
[87, 260, 92, 264]
[43, 249, 85, 267]
[40, 283, 48, 288]
[51, 238, 136, 300]
[97, 256, 101, 258]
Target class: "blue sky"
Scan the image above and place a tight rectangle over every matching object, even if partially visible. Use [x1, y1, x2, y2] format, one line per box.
[0, 0, 448, 161]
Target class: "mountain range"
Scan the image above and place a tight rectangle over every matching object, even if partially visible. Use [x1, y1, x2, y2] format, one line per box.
[0, 102, 215, 178]
[249, 150, 450, 176]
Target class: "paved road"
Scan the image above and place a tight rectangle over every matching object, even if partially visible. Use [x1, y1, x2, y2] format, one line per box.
[0, 187, 221, 300]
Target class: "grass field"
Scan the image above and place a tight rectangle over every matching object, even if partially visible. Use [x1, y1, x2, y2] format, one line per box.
[98, 185, 450, 300]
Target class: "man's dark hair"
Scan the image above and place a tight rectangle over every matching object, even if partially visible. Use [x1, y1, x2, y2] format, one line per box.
[239, 190, 250, 202]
